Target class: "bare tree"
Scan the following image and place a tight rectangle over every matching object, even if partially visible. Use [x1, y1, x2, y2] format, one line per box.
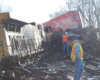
[0, 0, 12, 13]
[75, 0, 100, 28]
[49, 0, 76, 19]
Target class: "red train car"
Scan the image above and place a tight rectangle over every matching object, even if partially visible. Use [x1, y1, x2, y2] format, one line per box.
[42, 10, 82, 32]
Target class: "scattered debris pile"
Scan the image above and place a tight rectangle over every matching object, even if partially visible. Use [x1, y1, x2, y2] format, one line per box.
[47, 26, 100, 57]
[65, 27, 100, 57]
[0, 49, 100, 80]
[0, 27, 100, 80]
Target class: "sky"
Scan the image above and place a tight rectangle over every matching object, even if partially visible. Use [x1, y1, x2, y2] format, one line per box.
[7, 0, 64, 23]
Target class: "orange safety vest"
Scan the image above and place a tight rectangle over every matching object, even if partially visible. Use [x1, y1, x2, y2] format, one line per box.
[63, 35, 68, 42]
[71, 42, 83, 60]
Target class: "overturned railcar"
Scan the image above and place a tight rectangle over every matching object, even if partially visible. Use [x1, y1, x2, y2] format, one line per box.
[0, 12, 47, 59]
[20, 22, 47, 57]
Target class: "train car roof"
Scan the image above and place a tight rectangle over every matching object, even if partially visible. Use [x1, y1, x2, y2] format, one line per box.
[4, 18, 27, 27]
[0, 12, 28, 26]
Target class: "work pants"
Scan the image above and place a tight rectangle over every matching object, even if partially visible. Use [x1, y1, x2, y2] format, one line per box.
[74, 59, 84, 80]
[63, 42, 69, 53]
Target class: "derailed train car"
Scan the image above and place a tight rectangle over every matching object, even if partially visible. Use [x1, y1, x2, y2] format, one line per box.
[0, 12, 47, 59]
[20, 22, 47, 57]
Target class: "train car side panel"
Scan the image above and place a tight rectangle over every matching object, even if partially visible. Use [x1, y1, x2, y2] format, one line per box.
[42, 10, 82, 32]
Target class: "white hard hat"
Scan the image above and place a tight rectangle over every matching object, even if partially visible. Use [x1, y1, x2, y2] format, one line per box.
[65, 32, 68, 35]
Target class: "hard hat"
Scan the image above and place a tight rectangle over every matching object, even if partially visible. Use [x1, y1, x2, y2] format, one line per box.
[65, 32, 68, 35]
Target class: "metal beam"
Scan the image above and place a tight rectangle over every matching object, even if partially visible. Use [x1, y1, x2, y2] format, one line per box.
[4, 21, 23, 27]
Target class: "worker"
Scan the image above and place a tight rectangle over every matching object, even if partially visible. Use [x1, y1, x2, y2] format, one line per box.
[71, 36, 84, 80]
[63, 32, 69, 54]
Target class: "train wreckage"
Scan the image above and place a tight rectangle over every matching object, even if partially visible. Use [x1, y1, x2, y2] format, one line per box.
[0, 12, 100, 80]
[0, 12, 47, 59]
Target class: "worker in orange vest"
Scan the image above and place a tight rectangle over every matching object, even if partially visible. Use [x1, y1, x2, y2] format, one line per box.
[71, 36, 84, 80]
[63, 32, 69, 54]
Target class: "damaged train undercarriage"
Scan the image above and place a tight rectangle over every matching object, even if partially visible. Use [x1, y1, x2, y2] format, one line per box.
[0, 27, 100, 80]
